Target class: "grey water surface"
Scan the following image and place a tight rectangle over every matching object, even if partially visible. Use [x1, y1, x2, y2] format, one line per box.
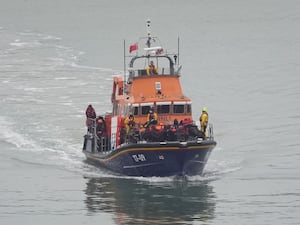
[1, 0, 300, 224]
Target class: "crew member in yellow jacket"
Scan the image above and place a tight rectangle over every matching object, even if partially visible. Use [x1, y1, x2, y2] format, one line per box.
[144, 109, 158, 127]
[146, 61, 158, 75]
[124, 114, 135, 135]
[200, 107, 209, 135]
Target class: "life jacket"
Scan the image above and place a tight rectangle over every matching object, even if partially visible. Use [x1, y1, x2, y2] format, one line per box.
[155, 123, 164, 131]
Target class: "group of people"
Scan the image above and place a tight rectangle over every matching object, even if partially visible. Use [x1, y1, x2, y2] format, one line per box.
[124, 109, 158, 135]
[85, 104, 106, 138]
[86, 104, 209, 141]
[124, 107, 209, 136]
[123, 109, 208, 143]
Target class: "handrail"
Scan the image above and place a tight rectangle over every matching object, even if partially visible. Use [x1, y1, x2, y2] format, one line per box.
[129, 55, 175, 75]
[207, 123, 214, 141]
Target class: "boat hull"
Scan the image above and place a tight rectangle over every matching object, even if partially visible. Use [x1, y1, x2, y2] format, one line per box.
[83, 138, 216, 177]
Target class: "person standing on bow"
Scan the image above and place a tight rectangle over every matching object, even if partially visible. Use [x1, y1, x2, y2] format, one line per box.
[146, 61, 158, 75]
[200, 107, 209, 135]
[85, 104, 96, 132]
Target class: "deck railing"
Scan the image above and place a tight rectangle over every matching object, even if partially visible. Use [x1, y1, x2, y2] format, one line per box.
[207, 123, 214, 141]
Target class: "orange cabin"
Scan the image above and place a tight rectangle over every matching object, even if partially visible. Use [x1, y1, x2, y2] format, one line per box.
[110, 53, 193, 127]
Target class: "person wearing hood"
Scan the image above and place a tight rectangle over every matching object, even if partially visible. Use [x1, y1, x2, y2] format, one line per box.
[200, 107, 209, 135]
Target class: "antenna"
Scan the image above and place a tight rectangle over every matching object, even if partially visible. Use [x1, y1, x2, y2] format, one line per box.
[146, 19, 151, 48]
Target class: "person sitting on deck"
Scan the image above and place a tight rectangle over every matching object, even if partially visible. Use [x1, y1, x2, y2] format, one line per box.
[146, 61, 158, 75]
[144, 109, 158, 127]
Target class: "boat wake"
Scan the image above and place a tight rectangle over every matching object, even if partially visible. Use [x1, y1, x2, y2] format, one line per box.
[0, 115, 85, 170]
[82, 156, 241, 184]
[0, 116, 39, 151]
[0, 114, 238, 183]
[0, 29, 116, 174]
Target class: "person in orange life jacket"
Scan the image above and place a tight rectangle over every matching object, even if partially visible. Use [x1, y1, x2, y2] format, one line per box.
[155, 122, 164, 131]
[124, 114, 135, 135]
[145, 109, 158, 127]
[146, 61, 158, 75]
[85, 104, 96, 132]
[200, 107, 209, 134]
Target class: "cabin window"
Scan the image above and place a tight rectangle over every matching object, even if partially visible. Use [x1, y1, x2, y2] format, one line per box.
[173, 104, 185, 114]
[187, 104, 192, 114]
[155, 82, 161, 94]
[157, 104, 170, 114]
[141, 105, 151, 115]
[133, 106, 139, 116]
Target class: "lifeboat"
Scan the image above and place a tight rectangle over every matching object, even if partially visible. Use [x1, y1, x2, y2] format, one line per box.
[82, 20, 217, 177]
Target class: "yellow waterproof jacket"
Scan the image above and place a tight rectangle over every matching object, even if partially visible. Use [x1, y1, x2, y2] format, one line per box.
[124, 116, 135, 134]
[200, 112, 208, 126]
[146, 65, 158, 75]
[147, 112, 158, 121]
[124, 116, 130, 128]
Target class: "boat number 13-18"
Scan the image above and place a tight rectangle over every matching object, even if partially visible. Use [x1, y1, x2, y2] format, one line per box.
[132, 154, 146, 162]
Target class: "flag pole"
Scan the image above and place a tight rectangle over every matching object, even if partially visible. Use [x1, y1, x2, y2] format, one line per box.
[177, 36, 180, 65]
[123, 39, 126, 83]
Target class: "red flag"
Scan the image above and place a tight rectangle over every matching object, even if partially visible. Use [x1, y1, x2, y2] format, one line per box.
[129, 43, 138, 53]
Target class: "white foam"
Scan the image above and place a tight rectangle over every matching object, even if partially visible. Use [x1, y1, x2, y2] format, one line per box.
[10, 42, 26, 47]
[0, 116, 41, 151]
[204, 157, 242, 179]
[10, 40, 41, 48]
[69, 62, 108, 71]
[0, 116, 84, 171]
[80, 168, 223, 183]
[23, 87, 45, 92]
[41, 35, 62, 41]
[60, 102, 73, 106]
[54, 77, 76, 80]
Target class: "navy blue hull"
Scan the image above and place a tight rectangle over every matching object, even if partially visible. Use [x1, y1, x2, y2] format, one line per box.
[83, 140, 216, 177]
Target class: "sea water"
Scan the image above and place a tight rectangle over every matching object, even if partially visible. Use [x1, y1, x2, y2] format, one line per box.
[1, 0, 300, 224]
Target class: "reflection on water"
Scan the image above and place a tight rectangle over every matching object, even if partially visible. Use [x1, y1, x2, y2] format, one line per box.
[84, 177, 216, 224]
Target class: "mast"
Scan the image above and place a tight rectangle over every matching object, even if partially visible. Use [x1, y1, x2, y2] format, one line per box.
[123, 39, 126, 83]
[177, 36, 180, 65]
[146, 19, 151, 48]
